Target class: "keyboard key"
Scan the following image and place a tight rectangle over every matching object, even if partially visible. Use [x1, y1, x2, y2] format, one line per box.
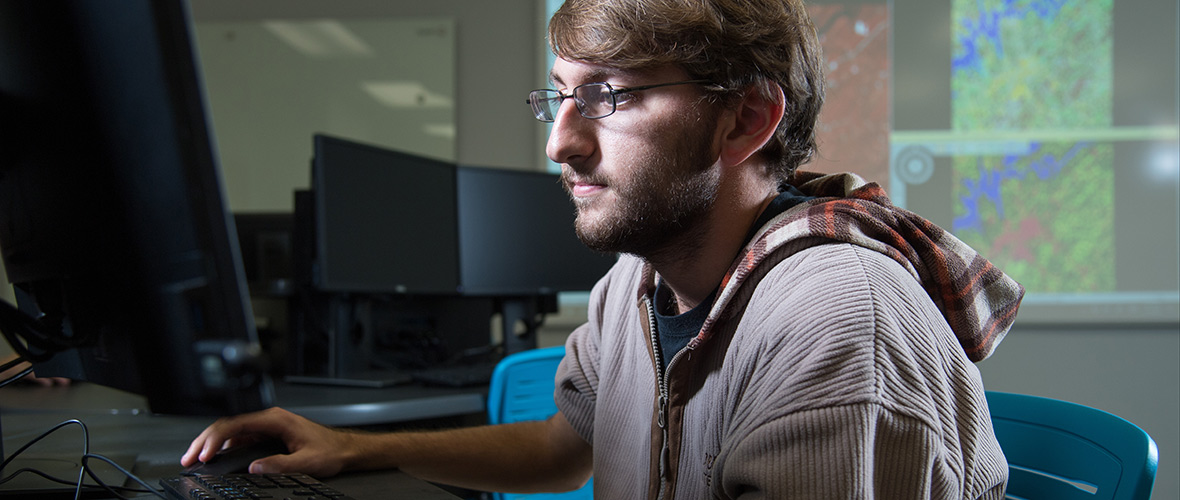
[160, 473, 356, 500]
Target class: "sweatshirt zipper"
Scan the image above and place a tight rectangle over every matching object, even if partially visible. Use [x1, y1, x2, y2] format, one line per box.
[642, 295, 671, 500]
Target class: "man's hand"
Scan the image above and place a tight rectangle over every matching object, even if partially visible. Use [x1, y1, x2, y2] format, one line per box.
[182, 407, 364, 478]
[182, 407, 593, 493]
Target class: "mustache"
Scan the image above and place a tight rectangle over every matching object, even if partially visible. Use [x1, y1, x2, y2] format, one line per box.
[560, 171, 609, 190]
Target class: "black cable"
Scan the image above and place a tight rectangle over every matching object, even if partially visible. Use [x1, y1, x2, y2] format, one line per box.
[83, 454, 166, 499]
[0, 419, 88, 499]
[0, 420, 86, 475]
[0, 355, 24, 373]
[0, 465, 78, 487]
[1, 352, 34, 388]
[0, 419, 166, 499]
[0, 465, 157, 499]
[0, 365, 34, 389]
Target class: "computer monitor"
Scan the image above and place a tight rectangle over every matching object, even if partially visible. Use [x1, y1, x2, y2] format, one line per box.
[455, 166, 617, 296]
[456, 165, 617, 353]
[0, 0, 273, 416]
[312, 134, 461, 295]
[310, 134, 616, 298]
[303, 135, 616, 359]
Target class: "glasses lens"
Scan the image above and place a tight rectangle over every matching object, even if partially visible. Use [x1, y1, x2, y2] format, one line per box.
[529, 90, 561, 122]
[576, 83, 614, 119]
[529, 84, 617, 122]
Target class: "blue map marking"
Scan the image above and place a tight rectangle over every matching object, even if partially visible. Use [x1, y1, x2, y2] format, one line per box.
[953, 0, 1067, 74]
[953, 141, 1090, 234]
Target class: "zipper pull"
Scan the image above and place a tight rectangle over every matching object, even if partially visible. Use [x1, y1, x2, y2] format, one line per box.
[657, 394, 671, 499]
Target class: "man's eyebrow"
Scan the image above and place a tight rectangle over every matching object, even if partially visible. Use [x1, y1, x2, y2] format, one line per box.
[548, 68, 627, 88]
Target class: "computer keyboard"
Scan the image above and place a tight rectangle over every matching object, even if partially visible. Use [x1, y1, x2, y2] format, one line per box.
[160, 472, 354, 500]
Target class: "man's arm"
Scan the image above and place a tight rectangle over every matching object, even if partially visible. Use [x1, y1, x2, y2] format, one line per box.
[182, 407, 592, 494]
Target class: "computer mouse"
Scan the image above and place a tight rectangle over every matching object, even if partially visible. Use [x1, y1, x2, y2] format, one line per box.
[183, 438, 289, 476]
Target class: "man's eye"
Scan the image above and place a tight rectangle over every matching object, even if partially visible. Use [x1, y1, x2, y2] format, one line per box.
[614, 92, 638, 105]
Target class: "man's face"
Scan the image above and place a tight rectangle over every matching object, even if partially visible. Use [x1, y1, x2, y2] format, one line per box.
[546, 58, 724, 258]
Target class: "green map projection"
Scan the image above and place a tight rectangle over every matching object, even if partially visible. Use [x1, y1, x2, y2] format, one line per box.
[951, 0, 1115, 293]
[953, 142, 1114, 293]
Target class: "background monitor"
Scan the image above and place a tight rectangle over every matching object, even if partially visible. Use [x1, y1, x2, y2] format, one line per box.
[310, 134, 616, 298]
[311, 134, 460, 294]
[303, 137, 615, 357]
[456, 166, 616, 296]
[0, 0, 272, 416]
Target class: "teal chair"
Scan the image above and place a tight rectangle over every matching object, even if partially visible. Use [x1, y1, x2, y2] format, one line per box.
[986, 391, 1158, 500]
[486, 346, 593, 500]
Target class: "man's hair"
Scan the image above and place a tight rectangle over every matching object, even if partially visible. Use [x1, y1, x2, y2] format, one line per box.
[548, 0, 825, 183]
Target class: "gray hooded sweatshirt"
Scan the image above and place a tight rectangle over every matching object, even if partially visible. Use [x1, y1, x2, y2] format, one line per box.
[555, 172, 1024, 499]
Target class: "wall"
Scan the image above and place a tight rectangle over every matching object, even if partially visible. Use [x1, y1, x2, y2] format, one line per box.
[194, 17, 457, 211]
[191, 0, 542, 174]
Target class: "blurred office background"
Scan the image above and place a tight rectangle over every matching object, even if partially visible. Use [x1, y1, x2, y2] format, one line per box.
[1, 0, 1175, 497]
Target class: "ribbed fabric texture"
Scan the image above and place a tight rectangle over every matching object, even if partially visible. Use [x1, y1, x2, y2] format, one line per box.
[556, 244, 1009, 498]
[553, 172, 1017, 498]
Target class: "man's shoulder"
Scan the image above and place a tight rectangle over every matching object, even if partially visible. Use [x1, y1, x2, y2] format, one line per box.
[750, 242, 911, 295]
[724, 243, 966, 412]
[738, 242, 934, 329]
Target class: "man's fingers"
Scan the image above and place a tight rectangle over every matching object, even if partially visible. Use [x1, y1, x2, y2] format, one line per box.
[181, 408, 300, 466]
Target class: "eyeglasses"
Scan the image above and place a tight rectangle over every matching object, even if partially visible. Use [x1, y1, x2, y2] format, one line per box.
[526, 80, 712, 122]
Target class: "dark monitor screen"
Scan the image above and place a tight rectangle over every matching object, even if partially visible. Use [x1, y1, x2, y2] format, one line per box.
[309, 135, 615, 297]
[456, 166, 616, 295]
[311, 134, 460, 294]
[0, 0, 272, 416]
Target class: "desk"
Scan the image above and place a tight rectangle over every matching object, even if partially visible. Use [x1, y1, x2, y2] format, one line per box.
[276, 381, 486, 427]
[0, 380, 488, 427]
[1, 382, 476, 498]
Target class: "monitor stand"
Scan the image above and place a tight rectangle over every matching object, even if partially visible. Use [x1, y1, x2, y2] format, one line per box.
[283, 294, 416, 388]
[500, 296, 555, 354]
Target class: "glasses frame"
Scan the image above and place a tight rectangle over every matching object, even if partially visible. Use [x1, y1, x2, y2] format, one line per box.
[527, 79, 713, 122]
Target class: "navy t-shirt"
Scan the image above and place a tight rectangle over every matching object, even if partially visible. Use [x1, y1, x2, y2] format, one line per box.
[654, 185, 813, 368]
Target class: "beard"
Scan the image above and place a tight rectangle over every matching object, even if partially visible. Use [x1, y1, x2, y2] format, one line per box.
[562, 118, 721, 260]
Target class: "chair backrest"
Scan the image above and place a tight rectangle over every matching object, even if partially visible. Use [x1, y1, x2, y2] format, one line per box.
[985, 391, 1158, 500]
[486, 345, 593, 500]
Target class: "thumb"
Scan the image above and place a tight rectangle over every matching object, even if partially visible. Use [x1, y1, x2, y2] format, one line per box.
[248, 454, 294, 474]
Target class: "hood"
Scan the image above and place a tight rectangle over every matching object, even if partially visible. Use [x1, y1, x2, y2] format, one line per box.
[703, 171, 1024, 362]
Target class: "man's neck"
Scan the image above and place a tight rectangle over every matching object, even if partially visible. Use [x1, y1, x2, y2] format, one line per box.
[647, 185, 779, 314]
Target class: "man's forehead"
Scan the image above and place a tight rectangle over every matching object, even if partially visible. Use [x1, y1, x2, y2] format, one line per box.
[549, 59, 623, 86]
[548, 58, 679, 86]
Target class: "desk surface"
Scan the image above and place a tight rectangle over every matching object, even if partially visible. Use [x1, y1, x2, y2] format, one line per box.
[0, 378, 488, 427]
[1, 382, 474, 498]
[277, 380, 487, 427]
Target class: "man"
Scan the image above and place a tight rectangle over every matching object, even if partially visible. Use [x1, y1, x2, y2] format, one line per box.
[184, 0, 1024, 497]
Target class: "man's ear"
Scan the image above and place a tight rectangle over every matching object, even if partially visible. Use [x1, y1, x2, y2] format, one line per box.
[718, 83, 785, 167]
